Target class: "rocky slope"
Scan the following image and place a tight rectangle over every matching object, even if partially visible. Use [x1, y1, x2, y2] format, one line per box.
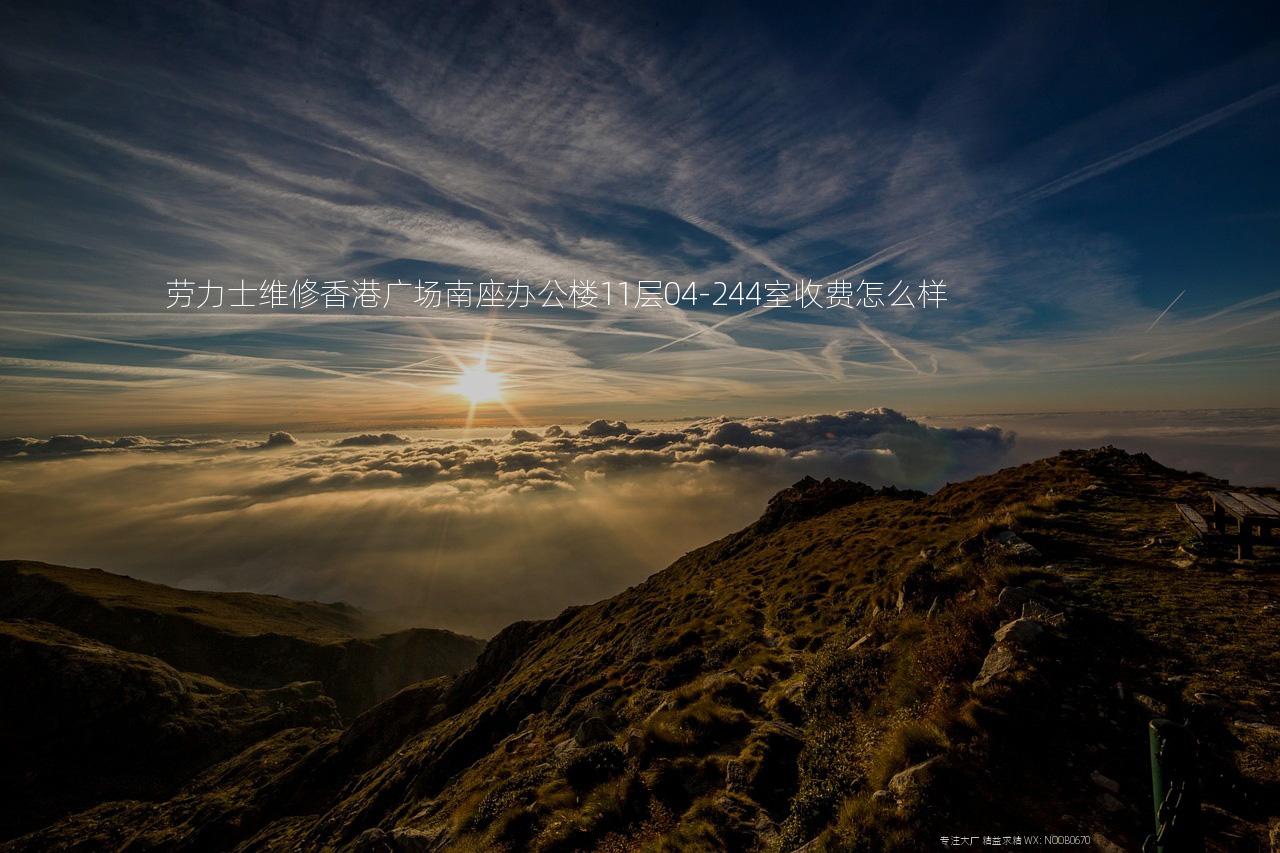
[5, 448, 1279, 851]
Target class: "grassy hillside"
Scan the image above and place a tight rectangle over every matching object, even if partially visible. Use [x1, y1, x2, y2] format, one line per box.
[0, 560, 370, 639]
[0, 561, 485, 719]
[0, 562, 484, 841]
[0, 618, 342, 839]
[6, 448, 1279, 851]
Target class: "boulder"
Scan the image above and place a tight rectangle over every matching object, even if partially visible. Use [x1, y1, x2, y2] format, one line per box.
[993, 530, 1042, 562]
[1093, 835, 1127, 853]
[996, 586, 1035, 613]
[973, 616, 1058, 690]
[1191, 692, 1225, 707]
[973, 644, 1018, 690]
[994, 618, 1046, 648]
[1090, 771, 1120, 794]
[623, 728, 645, 757]
[502, 730, 533, 753]
[351, 828, 392, 852]
[573, 715, 614, 747]
[888, 756, 942, 802]
[995, 586, 1059, 621]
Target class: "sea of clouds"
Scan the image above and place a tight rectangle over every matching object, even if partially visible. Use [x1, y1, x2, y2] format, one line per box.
[0, 409, 1015, 636]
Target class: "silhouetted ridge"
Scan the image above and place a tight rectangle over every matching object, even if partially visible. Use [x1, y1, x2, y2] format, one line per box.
[0, 561, 484, 720]
[715, 477, 925, 560]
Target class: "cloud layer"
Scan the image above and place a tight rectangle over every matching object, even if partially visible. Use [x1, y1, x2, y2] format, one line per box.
[0, 434, 221, 457]
[0, 409, 1012, 635]
[3, 409, 1011, 496]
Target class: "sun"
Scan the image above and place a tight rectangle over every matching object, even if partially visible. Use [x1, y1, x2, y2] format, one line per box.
[451, 363, 504, 404]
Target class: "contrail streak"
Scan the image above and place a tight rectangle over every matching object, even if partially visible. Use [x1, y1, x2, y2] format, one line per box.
[0, 325, 421, 389]
[856, 317, 921, 374]
[823, 81, 1280, 285]
[1146, 289, 1186, 332]
[642, 80, 1280, 354]
[679, 211, 804, 283]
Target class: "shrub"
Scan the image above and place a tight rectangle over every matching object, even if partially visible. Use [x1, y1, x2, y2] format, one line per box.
[648, 755, 720, 811]
[649, 793, 758, 852]
[779, 718, 862, 849]
[829, 795, 916, 852]
[641, 695, 751, 758]
[562, 742, 625, 791]
[695, 671, 761, 712]
[911, 597, 997, 686]
[534, 772, 648, 852]
[801, 643, 886, 721]
[656, 648, 707, 688]
[655, 626, 702, 658]
[868, 719, 948, 788]
[453, 766, 544, 833]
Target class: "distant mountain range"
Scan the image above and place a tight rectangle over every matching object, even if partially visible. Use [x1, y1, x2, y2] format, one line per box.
[2, 449, 1277, 851]
[0, 561, 483, 839]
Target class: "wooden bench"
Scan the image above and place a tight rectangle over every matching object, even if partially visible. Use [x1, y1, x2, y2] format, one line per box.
[1175, 504, 1212, 539]
[1207, 490, 1280, 559]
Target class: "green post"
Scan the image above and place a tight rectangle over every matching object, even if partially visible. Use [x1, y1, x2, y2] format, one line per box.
[1147, 719, 1202, 853]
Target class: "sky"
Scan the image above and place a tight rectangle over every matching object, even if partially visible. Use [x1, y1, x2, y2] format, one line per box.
[0, 0, 1278, 435]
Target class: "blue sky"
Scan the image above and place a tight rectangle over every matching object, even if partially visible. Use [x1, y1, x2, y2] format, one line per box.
[1, 0, 1278, 433]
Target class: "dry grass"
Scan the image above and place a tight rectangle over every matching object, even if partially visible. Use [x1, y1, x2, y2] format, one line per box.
[640, 694, 751, 759]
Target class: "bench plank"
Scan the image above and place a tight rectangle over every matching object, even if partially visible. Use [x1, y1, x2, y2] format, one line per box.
[1209, 490, 1256, 520]
[1257, 494, 1280, 514]
[1176, 504, 1210, 537]
[1230, 491, 1280, 518]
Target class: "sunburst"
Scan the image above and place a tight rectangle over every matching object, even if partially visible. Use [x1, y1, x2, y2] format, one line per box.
[450, 362, 504, 404]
